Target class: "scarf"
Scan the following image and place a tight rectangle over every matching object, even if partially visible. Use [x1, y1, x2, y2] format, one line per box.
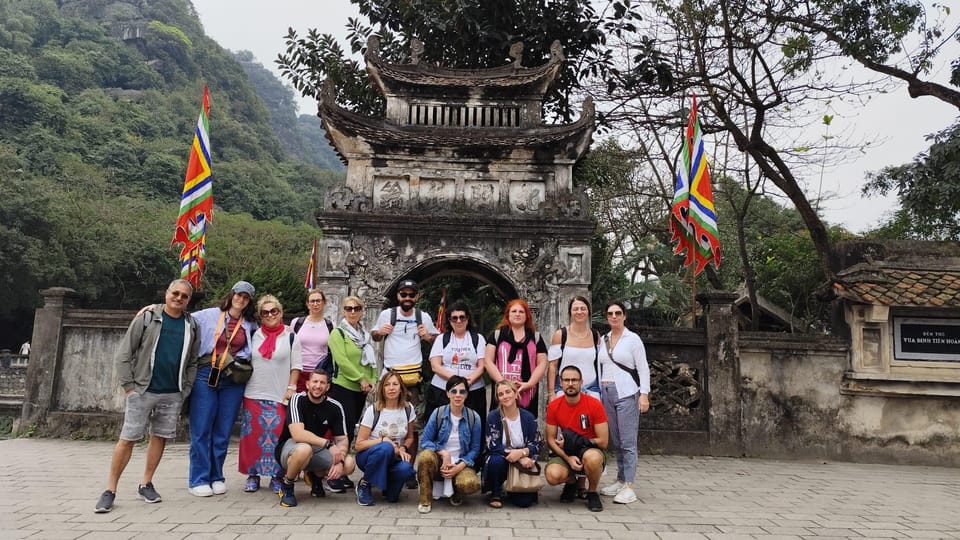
[258, 323, 285, 360]
[339, 318, 377, 368]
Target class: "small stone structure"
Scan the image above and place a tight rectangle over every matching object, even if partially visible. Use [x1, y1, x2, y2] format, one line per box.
[315, 37, 596, 334]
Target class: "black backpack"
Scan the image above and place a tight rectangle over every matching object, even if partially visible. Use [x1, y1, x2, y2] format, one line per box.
[558, 326, 600, 389]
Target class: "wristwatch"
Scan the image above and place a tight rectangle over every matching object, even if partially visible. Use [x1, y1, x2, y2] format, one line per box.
[324, 439, 334, 449]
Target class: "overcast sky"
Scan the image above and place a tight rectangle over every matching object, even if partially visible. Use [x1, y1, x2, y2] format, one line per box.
[190, 0, 959, 233]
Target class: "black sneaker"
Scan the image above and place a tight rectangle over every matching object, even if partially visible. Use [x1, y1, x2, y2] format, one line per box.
[94, 490, 115, 513]
[278, 478, 297, 507]
[340, 476, 355, 489]
[586, 491, 603, 512]
[560, 482, 577, 503]
[306, 472, 325, 498]
[404, 476, 418, 490]
[138, 482, 162, 503]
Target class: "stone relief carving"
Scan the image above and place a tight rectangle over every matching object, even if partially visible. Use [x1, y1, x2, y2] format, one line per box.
[466, 181, 498, 211]
[326, 184, 372, 211]
[505, 239, 560, 306]
[510, 181, 544, 214]
[346, 236, 403, 303]
[374, 177, 409, 210]
[419, 178, 455, 212]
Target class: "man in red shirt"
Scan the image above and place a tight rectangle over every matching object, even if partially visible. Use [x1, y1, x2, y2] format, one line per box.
[545, 365, 609, 512]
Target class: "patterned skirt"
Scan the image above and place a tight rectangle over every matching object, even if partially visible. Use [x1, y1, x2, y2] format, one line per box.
[238, 397, 284, 477]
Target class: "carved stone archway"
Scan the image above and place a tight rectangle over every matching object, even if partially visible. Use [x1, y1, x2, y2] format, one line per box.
[315, 38, 596, 331]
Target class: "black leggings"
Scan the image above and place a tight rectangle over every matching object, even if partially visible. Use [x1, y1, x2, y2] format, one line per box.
[328, 383, 367, 447]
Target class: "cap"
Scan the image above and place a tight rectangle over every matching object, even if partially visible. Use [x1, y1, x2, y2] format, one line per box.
[231, 281, 255, 297]
[397, 279, 418, 293]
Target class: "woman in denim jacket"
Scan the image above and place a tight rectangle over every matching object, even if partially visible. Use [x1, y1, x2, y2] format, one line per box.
[415, 375, 481, 513]
[482, 379, 543, 508]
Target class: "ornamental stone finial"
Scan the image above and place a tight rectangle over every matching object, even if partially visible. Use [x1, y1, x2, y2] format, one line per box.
[509, 41, 524, 66]
[409, 38, 424, 65]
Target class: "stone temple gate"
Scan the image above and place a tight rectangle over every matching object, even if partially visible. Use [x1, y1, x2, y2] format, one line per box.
[314, 37, 596, 331]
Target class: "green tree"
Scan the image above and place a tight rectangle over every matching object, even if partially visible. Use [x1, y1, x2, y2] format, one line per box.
[863, 121, 960, 240]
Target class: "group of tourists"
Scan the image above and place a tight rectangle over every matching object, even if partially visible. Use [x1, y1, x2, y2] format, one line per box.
[95, 277, 650, 515]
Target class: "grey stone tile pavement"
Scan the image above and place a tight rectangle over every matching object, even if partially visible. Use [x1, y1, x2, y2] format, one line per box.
[1, 438, 959, 539]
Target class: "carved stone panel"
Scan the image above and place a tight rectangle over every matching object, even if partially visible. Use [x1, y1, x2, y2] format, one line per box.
[319, 238, 351, 275]
[510, 181, 544, 214]
[374, 176, 409, 210]
[466, 180, 499, 211]
[419, 177, 455, 211]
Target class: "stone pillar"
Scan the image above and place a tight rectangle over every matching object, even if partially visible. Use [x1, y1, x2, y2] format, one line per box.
[17, 287, 80, 435]
[697, 291, 743, 456]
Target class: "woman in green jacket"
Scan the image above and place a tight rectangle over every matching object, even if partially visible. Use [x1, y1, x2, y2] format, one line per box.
[328, 295, 378, 450]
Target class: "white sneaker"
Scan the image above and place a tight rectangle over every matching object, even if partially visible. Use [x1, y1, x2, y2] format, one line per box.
[599, 481, 624, 497]
[211, 481, 227, 495]
[188, 484, 214, 497]
[613, 486, 637, 504]
[417, 503, 431, 514]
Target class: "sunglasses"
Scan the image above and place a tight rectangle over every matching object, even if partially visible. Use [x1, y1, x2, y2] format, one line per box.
[344, 305, 363, 312]
[398, 291, 417, 298]
[448, 388, 468, 395]
[561, 378, 582, 384]
[260, 308, 280, 317]
[169, 291, 190, 299]
[606, 310, 624, 317]
[449, 315, 468, 322]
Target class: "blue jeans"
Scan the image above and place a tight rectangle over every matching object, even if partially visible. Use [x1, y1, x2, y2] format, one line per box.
[189, 365, 245, 488]
[601, 383, 640, 484]
[355, 441, 415, 503]
[483, 453, 537, 507]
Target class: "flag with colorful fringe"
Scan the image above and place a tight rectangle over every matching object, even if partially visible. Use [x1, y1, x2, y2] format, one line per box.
[671, 95, 721, 275]
[304, 237, 318, 290]
[172, 86, 213, 289]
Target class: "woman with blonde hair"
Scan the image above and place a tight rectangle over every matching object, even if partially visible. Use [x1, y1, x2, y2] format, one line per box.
[353, 370, 417, 505]
[484, 299, 547, 416]
[482, 379, 543, 508]
[327, 296, 378, 462]
[239, 295, 302, 493]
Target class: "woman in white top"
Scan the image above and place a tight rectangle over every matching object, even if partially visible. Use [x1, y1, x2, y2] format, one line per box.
[353, 370, 416, 506]
[597, 300, 650, 505]
[239, 295, 302, 493]
[427, 301, 487, 418]
[547, 296, 601, 403]
[290, 289, 333, 391]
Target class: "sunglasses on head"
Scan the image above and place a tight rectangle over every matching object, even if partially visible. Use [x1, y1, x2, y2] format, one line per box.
[398, 291, 416, 298]
[260, 308, 280, 317]
[449, 315, 467, 322]
[344, 305, 363, 312]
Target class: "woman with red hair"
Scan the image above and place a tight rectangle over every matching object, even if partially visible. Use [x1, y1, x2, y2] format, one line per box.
[483, 299, 547, 417]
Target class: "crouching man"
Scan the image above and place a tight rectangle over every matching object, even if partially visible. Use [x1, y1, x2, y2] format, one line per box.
[275, 370, 356, 506]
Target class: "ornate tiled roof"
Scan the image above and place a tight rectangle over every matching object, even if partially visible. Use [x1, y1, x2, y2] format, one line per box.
[833, 262, 960, 307]
[364, 37, 564, 96]
[319, 79, 594, 159]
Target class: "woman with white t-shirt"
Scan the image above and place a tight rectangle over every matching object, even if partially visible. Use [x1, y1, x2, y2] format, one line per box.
[547, 296, 601, 403]
[239, 295, 302, 493]
[353, 370, 416, 506]
[482, 380, 542, 508]
[290, 289, 333, 391]
[415, 376, 482, 514]
[427, 301, 487, 419]
[597, 300, 651, 505]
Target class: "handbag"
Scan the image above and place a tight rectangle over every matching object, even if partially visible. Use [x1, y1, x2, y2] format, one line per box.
[222, 357, 253, 384]
[392, 362, 422, 387]
[506, 461, 544, 493]
[502, 415, 544, 493]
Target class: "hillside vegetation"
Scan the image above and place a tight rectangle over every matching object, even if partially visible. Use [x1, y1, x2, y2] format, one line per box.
[0, 0, 343, 348]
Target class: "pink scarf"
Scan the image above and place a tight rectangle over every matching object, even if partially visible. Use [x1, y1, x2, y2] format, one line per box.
[258, 324, 285, 360]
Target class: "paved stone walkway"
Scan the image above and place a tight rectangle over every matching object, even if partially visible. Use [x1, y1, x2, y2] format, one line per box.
[2, 438, 959, 539]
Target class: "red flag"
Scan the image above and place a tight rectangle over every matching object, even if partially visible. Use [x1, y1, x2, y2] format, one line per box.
[436, 288, 447, 333]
